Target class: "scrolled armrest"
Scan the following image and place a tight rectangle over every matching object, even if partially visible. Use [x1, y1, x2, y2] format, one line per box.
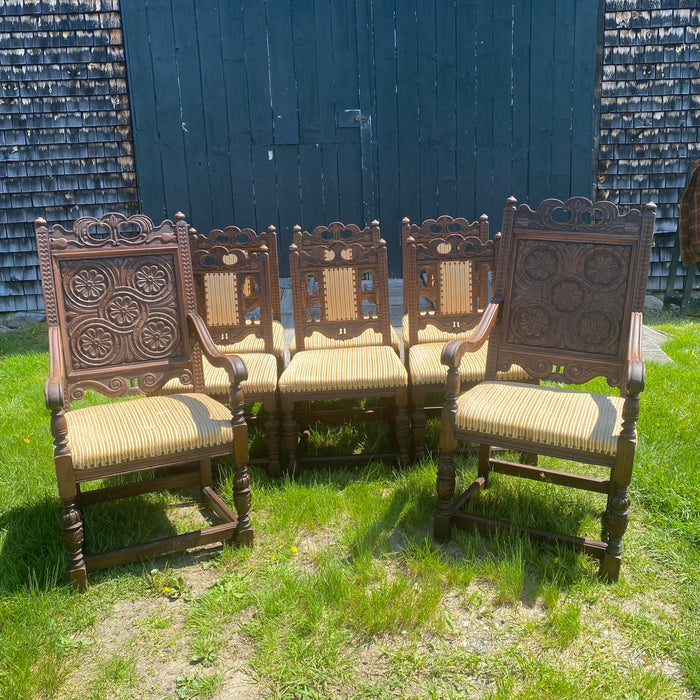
[45, 325, 66, 411]
[187, 312, 248, 386]
[624, 311, 645, 395]
[440, 301, 500, 369]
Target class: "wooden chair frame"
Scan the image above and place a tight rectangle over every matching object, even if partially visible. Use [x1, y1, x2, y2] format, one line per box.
[35, 212, 254, 590]
[402, 214, 495, 458]
[436, 197, 656, 581]
[279, 221, 410, 471]
[189, 224, 283, 475]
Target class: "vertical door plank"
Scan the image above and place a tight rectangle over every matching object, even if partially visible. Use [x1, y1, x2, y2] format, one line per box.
[529, 0, 556, 202]
[219, 0, 256, 227]
[455, 0, 477, 218]
[372, 0, 401, 265]
[572, 0, 600, 198]
[551, 0, 576, 200]
[417, 1, 437, 222]
[120, 0, 166, 217]
[511, 0, 532, 204]
[196, 0, 235, 228]
[396, 0, 420, 228]
[435, 0, 457, 217]
[267, 0, 299, 146]
[171, 0, 211, 229]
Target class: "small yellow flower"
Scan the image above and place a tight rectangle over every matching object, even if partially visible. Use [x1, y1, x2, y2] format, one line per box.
[23, 438, 30, 444]
[291, 546, 298, 554]
[270, 555, 277, 561]
[554, 557, 560, 564]
[162, 587, 171, 594]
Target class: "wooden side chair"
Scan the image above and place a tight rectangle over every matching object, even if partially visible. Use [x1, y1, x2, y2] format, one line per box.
[278, 221, 410, 471]
[162, 224, 283, 475]
[34, 212, 254, 591]
[402, 215, 528, 459]
[436, 197, 656, 581]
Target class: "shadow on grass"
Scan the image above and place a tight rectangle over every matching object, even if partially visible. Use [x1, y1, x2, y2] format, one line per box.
[0, 485, 226, 594]
[341, 464, 603, 598]
[0, 322, 48, 357]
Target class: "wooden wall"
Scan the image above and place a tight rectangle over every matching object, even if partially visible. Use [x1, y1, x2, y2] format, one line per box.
[597, 0, 700, 291]
[1, 0, 699, 314]
[0, 0, 138, 314]
[120, 0, 601, 277]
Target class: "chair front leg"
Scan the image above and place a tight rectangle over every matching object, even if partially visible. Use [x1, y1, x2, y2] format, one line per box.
[410, 385, 427, 461]
[60, 500, 87, 591]
[280, 394, 298, 475]
[262, 394, 281, 477]
[394, 386, 411, 468]
[230, 386, 253, 545]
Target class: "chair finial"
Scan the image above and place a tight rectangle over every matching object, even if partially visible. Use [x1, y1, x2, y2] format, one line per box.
[175, 211, 186, 221]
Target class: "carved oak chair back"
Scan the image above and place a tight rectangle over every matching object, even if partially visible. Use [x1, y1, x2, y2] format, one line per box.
[278, 221, 410, 471]
[38, 213, 203, 401]
[289, 221, 393, 354]
[35, 212, 253, 590]
[486, 197, 653, 385]
[436, 196, 656, 581]
[190, 224, 283, 362]
[401, 214, 490, 322]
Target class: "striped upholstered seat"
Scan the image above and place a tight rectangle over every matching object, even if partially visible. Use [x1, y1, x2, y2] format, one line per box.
[454, 382, 625, 457]
[216, 320, 285, 361]
[408, 342, 529, 386]
[289, 326, 401, 356]
[161, 352, 278, 397]
[279, 346, 407, 394]
[64, 394, 236, 470]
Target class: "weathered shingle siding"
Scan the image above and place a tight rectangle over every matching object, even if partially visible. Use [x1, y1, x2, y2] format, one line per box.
[0, 0, 138, 313]
[1, 0, 699, 313]
[598, 0, 700, 291]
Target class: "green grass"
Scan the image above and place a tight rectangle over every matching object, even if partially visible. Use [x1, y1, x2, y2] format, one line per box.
[1, 312, 699, 699]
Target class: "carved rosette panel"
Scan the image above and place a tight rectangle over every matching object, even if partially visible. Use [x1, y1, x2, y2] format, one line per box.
[60, 254, 186, 371]
[506, 239, 631, 357]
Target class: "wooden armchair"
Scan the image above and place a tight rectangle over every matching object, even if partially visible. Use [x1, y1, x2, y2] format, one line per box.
[402, 215, 528, 459]
[34, 212, 254, 590]
[162, 224, 283, 475]
[436, 197, 656, 581]
[278, 221, 410, 471]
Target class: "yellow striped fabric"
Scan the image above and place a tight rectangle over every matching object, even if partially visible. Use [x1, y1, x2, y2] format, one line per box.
[204, 272, 239, 326]
[161, 352, 278, 396]
[289, 326, 401, 355]
[440, 260, 472, 314]
[402, 314, 475, 346]
[217, 320, 285, 360]
[278, 345, 408, 393]
[324, 268, 356, 321]
[65, 393, 235, 470]
[455, 381, 626, 456]
[408, 342, 529, 385]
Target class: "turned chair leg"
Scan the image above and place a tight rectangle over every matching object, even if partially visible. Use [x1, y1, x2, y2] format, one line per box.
[434, 450, 455, 541]
[410, 386, 427, 461]
[262, 394, 281, 477]
[394, 388, 411, 468]
[60, 500, 88, 591]
[281, 395, 298, 475]
[599, 481, 629, 582]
